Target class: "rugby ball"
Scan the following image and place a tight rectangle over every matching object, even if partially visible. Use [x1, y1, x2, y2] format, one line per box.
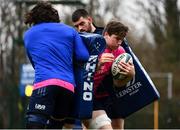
[111, 53, 133, 80]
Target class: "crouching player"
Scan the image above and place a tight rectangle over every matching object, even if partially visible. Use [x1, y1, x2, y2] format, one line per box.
[82, 20, 135, 129]
[63, 20, 135, 129]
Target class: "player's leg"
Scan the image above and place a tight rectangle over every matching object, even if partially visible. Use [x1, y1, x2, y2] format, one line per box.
[106, 98, 125, 130]
[26, 86, 74, 129]
[111, 118, 124, 129]
[63, 123, 75, 129]
[62, 118, 76, 129]
[83, 97, 112, 129]
[25, 113, 49, 128]
[25, 87, 52, 129]
[50, 86, 75, 129]
[86, 110, 112, 129]
[46, 118, 64, 129]
[62, 119, 86, 129]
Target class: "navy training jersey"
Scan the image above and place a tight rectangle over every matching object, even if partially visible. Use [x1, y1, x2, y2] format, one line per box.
[94, 26, 104, 35]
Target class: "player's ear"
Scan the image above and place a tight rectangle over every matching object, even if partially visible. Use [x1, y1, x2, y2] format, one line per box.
[87, 16, 93, 22]
[104, 32, 109, 37]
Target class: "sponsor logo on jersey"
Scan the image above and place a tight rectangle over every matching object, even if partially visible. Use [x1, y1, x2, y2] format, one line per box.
[35, 103, 46, 110]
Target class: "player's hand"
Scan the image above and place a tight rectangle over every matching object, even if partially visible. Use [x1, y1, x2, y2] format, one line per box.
[113, 62, 135, 87]
[118, 61, 135, 78]
[97, 53, 114, 70]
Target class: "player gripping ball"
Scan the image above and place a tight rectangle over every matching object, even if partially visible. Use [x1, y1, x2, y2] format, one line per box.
[111, 53, 133, 80]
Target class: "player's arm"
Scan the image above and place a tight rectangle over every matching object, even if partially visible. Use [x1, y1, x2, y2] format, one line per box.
[96, 53, 114, 70]
[113, 62, 135, 87]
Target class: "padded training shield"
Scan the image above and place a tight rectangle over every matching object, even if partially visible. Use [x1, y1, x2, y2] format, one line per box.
[109, 39, 160, 118]
[73, 33, 106, 119]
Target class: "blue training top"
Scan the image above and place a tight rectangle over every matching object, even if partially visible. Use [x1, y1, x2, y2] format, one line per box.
[23, 22, 89, 91]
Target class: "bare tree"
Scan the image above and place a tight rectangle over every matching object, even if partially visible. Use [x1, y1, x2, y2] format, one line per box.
[0, 0, 27, 128]
[0, 0, 87, 128]
[164, 0, 180, 62]
[136, 0, 180, 64]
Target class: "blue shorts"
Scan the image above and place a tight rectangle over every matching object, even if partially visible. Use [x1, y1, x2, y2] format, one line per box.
[26, 85, 74, 119]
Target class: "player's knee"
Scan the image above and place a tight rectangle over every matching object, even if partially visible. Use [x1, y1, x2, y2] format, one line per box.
[25, 114, 49, 129]
[89, 114, 112, 129]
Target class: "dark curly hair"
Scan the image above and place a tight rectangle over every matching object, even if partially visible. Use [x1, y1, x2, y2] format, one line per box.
[24, 1, 60, 26]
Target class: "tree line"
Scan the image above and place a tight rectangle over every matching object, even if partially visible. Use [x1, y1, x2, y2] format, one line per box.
[0, 0, 179, 128]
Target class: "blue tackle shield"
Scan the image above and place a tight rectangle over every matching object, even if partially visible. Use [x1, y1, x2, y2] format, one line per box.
[73, 33, 106, 119]
[109, 39, 160, 118]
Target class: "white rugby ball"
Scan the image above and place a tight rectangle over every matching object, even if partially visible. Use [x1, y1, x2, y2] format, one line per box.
[111, 53, 133, 80]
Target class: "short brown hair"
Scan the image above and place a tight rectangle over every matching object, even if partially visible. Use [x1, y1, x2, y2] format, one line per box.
[103, 21, 129, 40]
[24, 1, 60, 26]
